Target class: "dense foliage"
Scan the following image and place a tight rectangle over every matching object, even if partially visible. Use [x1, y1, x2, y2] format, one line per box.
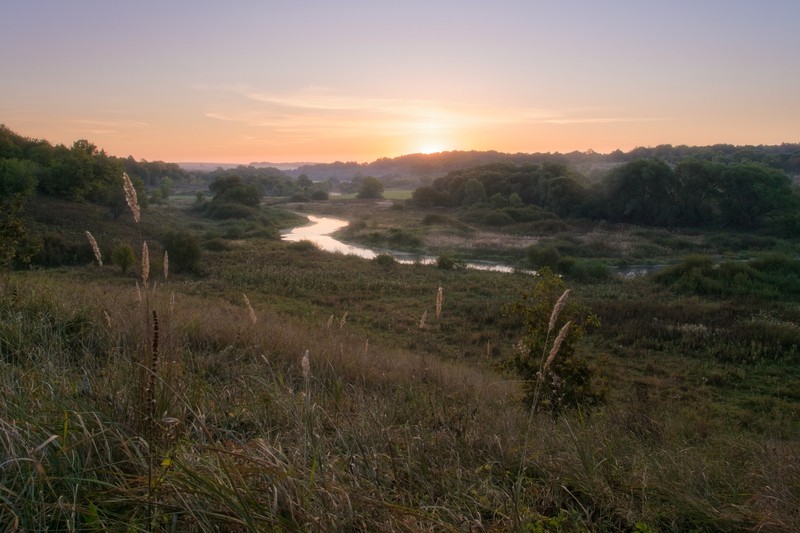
[413, 158, 799, 233]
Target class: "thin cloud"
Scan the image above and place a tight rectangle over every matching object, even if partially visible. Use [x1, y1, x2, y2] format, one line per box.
[203, 85, 669, 142]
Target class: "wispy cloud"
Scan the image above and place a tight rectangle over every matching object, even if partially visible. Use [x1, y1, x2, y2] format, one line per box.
[201, 85, 668, 144]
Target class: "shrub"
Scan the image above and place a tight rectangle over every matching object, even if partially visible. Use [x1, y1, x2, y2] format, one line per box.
[483, 211, 515, 226]
[436, 255, 465, 270]
[502, 269, 604, 412]
[527, 244, 561, 270]
[161, 230, 202, 273]
[567, 259, 610, 283]
[111, 243, 136, 274]
[373, 253, 397, 267]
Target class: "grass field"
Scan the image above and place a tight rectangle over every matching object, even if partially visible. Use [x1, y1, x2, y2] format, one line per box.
[2, 196, 799, 531]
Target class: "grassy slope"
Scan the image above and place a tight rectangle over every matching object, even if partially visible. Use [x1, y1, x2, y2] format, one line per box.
[1, 196, 799, 531]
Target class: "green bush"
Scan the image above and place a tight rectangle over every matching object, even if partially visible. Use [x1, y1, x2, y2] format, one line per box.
[111, 243, 135, 274]
[436, 255, 465, 270]
[373, 253, 397, 267]
[161, 230, 202, 273]
[567, 259, 610, 283]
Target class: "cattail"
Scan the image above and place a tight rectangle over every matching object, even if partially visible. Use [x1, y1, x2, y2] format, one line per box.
[86, 231, 102, 266]
[301, 349, 310, 380]
[542, 320, 571, 376]
[141, 242, 150, 288]
[339, 312, 348, 330]
[243, 293, 257, 325]
[122, 172, 141, 223]
[435, 286, 443, 321]
[163, 251, 169, 281]
[548, 289, 570, 333]
[419, 309, 427, 329]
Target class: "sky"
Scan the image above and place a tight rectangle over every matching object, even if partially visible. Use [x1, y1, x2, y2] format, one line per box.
[1, 0, 799, 164]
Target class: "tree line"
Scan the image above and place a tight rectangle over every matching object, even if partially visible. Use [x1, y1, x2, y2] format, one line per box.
[412, 158, 799, 233]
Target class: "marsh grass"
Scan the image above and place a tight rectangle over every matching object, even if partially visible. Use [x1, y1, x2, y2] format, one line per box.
[4, 197, 800, 531]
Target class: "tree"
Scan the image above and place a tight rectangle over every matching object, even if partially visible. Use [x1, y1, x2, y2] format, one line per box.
[462, 178, 487, 206]
[112, 243, 136, 274]
[357, 176, 384, 199]
[0, 158, 39, 267]
[209, 175, 261, 207]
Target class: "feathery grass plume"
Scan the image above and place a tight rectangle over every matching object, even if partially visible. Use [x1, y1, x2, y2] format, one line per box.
[243, 293, 257, 325]
[141, 242, 150, 288]
[365, 338, 369, 355]
[122, 172, 140, 223]
[326, 314, 334, 330]
[419, 309, 427, 329]
[135, 281, 142, 302]
[542, 320, 572, 377]
[103, 310, 112, 329]
[85, 231, 102, 266]
[301, 349, 310, 380]
[548, 289, 571, 333]
[339, 312, 348, 330]
[436, 286, 443, 320]
[163, 250, 169, 281]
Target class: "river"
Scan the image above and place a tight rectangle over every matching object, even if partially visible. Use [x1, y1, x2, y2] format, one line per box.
[281, 215, 518, 273]
[281, 214, 661, 277]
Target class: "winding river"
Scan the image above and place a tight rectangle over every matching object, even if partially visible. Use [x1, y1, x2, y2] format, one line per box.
[281, 215, 662, 277]
[281, 215, 517, 273]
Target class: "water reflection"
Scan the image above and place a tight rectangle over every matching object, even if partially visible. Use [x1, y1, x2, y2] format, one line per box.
[282, 215, 517, 273]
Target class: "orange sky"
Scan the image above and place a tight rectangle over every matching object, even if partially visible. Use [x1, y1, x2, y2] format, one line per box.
[2, 1, 798, 164]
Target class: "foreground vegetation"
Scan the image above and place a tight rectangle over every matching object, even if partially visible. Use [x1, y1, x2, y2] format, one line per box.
[2, 125, 800, 530]
[1, 193, 799, 531]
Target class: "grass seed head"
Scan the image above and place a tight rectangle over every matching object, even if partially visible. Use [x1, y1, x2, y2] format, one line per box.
[141, 242, 150, 288]
[436, 286, 443, 320]
[302, 349, 310, 380]
[543, 320, 572, 376]
[243, 293, 257, 325]
[548, 289, 571, 333]
[86, 231, 102, 266]
[122, 172, 140, 223]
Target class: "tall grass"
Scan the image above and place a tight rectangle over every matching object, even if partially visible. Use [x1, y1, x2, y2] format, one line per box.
[3, 194, 800, 530]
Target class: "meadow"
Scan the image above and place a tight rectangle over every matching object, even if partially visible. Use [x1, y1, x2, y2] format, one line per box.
[1, 194, 799, 532]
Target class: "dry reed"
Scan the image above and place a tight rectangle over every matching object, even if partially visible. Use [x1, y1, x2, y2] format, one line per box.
[548, 289, 570, 333]
[243, 293, 257, 325]
[141, 242, 150, 288]
[163, 250, 169, 281]
[122, 172, 141, 223]
[301, 349, 310, 380]
[86, 231, 102, 266]
[542, 320, 571, 377]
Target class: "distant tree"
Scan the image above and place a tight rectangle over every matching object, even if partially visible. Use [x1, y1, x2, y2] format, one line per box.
[209, 175, 261, 207]
[357, 176, 384, 199]
[159, 176, 173, 200]
[296, 174, 313, 188]
[462, 178, 487, 206]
